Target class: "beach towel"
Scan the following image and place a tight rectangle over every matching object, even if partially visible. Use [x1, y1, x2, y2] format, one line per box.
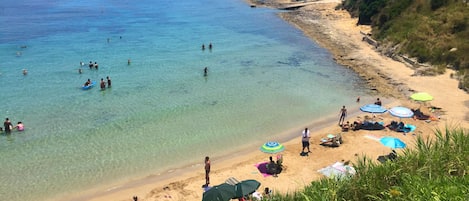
[254, 162, 271, 177]
[318, 162, 356, 179]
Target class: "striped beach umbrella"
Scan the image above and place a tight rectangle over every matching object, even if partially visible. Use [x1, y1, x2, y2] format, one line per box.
[260, 141, 285, 154]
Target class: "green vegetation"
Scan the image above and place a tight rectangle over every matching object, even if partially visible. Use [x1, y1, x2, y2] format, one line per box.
[265, 127, 469, 200]
[338, 0, 469, 91]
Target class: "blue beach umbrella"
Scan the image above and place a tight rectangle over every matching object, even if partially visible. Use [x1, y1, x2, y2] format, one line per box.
[360, 104, 387, 113]
[389, 106, 414, 118]
[260, 141, 285, 154]
[380, 137, 406, 149]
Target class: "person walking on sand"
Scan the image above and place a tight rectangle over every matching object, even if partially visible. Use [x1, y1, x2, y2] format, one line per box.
[339, 105, 347, 126]
[204, 156, 211, 187]
[301, 128, 311, 153]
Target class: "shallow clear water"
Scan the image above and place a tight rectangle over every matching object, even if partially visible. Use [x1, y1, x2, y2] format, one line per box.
[0, 0, 368, 200]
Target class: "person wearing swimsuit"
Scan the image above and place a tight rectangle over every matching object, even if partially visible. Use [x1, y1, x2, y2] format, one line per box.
[339, 105, 347, 126]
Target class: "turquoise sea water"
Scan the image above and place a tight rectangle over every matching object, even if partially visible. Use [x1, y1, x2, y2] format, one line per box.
[0, 0, 370, 200]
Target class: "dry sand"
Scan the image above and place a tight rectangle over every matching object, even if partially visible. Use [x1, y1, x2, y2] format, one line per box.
[65, 1, 469, 201]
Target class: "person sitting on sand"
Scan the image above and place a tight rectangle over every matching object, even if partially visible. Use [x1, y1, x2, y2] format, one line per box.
[342, 121, 350, 131]
[352, 119, 362, 130]
[263, 187, 272, 198]
[375, 98, 382, 106]
[266, 156, 278, 177]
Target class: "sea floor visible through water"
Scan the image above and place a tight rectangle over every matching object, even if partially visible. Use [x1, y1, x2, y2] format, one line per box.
[0, 0, 371, 200]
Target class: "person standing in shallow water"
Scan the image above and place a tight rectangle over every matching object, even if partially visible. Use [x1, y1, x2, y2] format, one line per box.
[339, 105, 347, 126]
[106, 76, 111, 88]
[203, 67, 208, 77]
[4, 118, 12, 134]
[100, 78, 106, 90]
[204, 156, 211, 187]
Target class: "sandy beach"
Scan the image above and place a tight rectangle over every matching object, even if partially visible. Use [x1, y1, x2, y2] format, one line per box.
[66, 1, 469, 201]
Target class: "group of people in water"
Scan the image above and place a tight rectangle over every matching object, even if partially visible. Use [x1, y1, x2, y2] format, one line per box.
[78, 61, 99, 74]
[83, 76, 111, 89]
[201, 42, 213, 51]
[100, 76, 112, 90]
[2, 118, 24, 134]
[201, 42, 213, 77]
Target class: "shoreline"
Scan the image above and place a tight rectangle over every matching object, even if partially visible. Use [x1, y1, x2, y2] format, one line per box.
[63, 1, 468, 201]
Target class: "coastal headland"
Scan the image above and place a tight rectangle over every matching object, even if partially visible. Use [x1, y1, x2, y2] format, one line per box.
[63, 1, 469, 201]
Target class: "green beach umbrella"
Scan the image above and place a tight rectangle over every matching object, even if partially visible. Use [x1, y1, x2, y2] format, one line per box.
[410, 92, 433, 102]
[202, 183, 236, 201]
[234, 179, 261, 198]
[260, 141, 285, 154]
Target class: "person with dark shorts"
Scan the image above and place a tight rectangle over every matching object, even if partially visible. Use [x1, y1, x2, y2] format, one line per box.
[4, 118, 12, 134]
[106, 76, 112, 88]
[339, 105, 347, 126]
[204, 156, 211, 187]
[100, 78, 106, 90]
[301, 128, 311, 153]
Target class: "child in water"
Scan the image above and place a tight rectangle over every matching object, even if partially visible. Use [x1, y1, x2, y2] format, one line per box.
[15, 122, 24, 131]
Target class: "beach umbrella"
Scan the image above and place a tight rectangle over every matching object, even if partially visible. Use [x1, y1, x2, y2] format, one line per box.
[360, 104, 387, 113]
[380, 137, 406, 149]
[389, 106, 414, 118]
[234, 179, 261, 198]
[410, 92, 433, 102]
[202, 183, 236, 201]
[260, 141, 285, 154]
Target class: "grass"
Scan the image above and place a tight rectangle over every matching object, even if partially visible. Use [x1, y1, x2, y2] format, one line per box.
[262, 127, 469, 200]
